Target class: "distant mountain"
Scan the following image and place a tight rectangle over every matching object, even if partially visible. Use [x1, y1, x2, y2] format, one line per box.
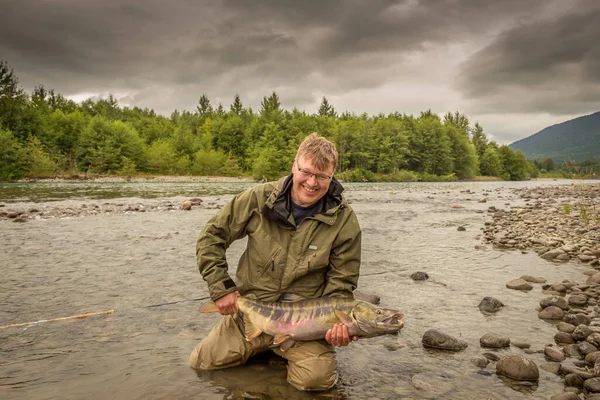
[509, 111, 600, 162]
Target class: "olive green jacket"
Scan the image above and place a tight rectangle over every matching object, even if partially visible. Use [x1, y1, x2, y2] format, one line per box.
[196, 174, 361, 302]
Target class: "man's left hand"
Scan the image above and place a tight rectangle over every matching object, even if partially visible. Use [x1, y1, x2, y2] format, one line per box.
[325, 323, 359, 347]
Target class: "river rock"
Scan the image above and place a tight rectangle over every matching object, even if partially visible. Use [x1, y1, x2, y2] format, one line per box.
[564, 373, 584, 388]
[550, 393, 581, 400]
[578, 341, 598, 356]
[541, 248, 567, 260]
[538, 306, 565, 320]
[585, 351, 600, 365]
[480, 333, 510, 348]
[506, 278, 533, 291]
[573, 325, 593, 342]
[585, 377, 600, 392]
[496, 354, 539, 381]
[545, 345, 566, 362]
[180, 201, 192, 210]
[540, 296, 569, 310]
[353, 289, 380, 305]
[568, 294, 588, 306]
[521, 275, 547, 283]
[587, 333, 600, 348]
[588, 273, 600, 284]
[471, 357, 489, 368]
[422, 329, 468, 352]
[410, 271, 429, 281]
[557, 322, 577, 333]
[478, 297, 504, 313]
[555, 331, 575, 345]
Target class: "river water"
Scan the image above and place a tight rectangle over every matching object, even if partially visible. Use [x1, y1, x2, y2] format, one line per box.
[1, 179, 598, 399]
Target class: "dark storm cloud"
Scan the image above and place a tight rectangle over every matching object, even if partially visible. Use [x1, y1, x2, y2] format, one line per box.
[0, 0, 590, 123]
[458, 0, 600, 115]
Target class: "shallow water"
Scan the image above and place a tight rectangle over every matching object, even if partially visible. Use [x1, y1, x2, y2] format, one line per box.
[1, 179, 598, 399]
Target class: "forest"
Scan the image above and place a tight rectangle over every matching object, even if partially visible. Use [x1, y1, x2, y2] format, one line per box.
[0, 60, 546, 182]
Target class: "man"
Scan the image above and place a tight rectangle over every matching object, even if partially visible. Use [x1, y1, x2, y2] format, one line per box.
[188, 133, 361, 391]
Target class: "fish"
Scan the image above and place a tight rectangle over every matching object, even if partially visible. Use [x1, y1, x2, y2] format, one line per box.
[199, 296, 404, 351]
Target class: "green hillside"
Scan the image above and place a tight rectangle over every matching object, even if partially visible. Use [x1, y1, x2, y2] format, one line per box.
[510, 111, 600, 162]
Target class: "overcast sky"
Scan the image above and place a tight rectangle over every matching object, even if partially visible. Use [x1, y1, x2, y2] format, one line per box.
[1, 0, 599, 144]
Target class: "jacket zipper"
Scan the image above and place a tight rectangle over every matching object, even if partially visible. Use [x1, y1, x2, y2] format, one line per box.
[271, 257, 275, 272]
[308, 259, 311, 271]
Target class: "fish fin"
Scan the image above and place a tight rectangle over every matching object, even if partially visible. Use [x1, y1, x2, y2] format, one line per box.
[279, 339, 296, 352]
[273, 334, 291, 345]
[198, 302, 219, 313]
[242, 314, 263, 341]
[334, 310, 353, 325]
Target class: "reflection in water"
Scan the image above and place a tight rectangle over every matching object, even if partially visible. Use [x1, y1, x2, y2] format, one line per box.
[1, 179, 597, 399]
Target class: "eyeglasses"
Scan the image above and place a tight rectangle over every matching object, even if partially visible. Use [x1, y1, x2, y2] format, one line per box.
[296, 160, 332, 182]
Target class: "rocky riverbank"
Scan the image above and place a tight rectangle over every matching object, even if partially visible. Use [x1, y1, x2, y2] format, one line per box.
[482, 183, 600, 266]
[14, 174, 257, 183]
[478, 183, 600, 398]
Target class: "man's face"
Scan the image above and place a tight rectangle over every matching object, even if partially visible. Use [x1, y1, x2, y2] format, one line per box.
[291, 156, 334, 207]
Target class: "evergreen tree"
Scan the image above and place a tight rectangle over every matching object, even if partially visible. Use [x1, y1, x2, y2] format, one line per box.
[230, 94, 244, 116]
[196, 94, 213, 119]
[317, 96, 337, 117]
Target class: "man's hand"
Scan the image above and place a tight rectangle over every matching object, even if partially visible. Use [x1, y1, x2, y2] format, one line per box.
[215, 291, 240, 315]
[325, 323, 359, 347]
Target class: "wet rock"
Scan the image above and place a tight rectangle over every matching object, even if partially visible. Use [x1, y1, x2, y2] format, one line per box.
[496, 354, 539, 381]
[538, 306, 565, 320]
[578, 341, 598, 356]
[541, 248, 567, 260]
[572, 325, 593, 342]
[482, 352, 501, 362]
[588, 273, 600, 285]
[457, 226, 466, 231]
[564, 373, 584, 388]
[520, 275, 546, 283]
[353, 289, 380, 305]
[471, 357, 489, 368]
[478, 297, 504, 313]
[585, 377, 600, 393]
[560, 363, 594, 379]
[540, 362, 561, 374]
[506, 278, 533, 291]
[555, 331, 575, 345]
[422, 329, 468, 352]
[545, 345, 566, 362]
[480, 333, 510, 348]
[558, 322, 577, 333]
[511, 341, 531, 349]
[585, 351, 600, 365]
[587, 334, 600, 348]
[541, 296, 569, 310]
[410, 271, 429, 281]
[564, 314, 592, 326]
[550, 392, 581, 400]
[568, 294, 588, 306]
[188, 197, 203, 205]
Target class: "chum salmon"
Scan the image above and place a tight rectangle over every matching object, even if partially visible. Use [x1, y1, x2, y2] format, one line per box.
[199, 296, 404, 350]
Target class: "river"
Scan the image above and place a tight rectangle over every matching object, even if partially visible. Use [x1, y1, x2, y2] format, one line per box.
[1, 179, 598, 399]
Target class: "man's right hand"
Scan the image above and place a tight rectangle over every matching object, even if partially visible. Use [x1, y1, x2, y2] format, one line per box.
[215, 291, 240, 315]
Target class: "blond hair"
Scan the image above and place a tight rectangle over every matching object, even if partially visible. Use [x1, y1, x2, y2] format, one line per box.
[295, 133, 338, 172]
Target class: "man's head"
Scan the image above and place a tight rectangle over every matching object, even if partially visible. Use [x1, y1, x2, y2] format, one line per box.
[291, 133, 338, 207]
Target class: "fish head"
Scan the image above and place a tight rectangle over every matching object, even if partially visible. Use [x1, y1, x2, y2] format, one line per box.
[351, 301, 404, 337]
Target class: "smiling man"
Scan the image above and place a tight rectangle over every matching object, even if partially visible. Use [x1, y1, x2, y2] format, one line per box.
[188, 133, 362, 391]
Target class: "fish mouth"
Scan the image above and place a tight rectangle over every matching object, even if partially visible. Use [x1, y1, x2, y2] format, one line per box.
[379, 312, 404, 330]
